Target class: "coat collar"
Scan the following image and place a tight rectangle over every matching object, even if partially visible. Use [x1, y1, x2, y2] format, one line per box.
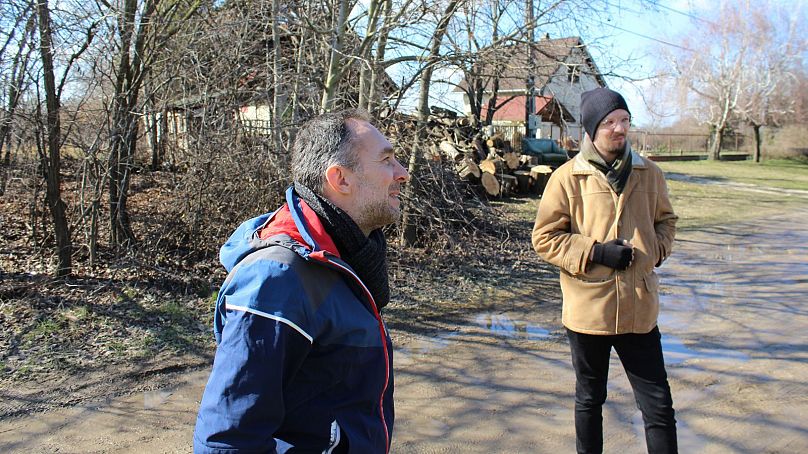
[256, 186, 341, 261]
[571, 149, 648, 175]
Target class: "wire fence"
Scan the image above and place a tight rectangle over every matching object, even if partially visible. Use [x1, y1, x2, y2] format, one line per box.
[628, 130, 749, 157]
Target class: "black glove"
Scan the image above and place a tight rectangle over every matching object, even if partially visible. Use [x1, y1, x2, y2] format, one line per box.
[591, 239, 633, 270]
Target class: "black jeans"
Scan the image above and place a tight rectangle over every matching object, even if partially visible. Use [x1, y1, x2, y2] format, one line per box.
[566, 326, 677, 454]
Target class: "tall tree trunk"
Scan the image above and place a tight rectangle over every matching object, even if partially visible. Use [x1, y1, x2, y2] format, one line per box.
[358, 0, 384, 111]
[484, 75, 500, 126]
[143, 75, 163, 171]
[367, 0, 392, 114]
[270, 0, 284, 154]
[35, 0, 72, 276]
[400, 0, 462, 246]
[289, 2, 310, 135]
[709, 127, 724, 160]
[321, 0, 351, 112]
[108, 0, 156, 248]
[752, 123, 761, 163]
[1, 16, 34, 165]
[483, 2, 501, 127]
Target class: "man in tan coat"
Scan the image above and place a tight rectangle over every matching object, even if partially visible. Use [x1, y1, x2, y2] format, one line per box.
[532, 87, 678, 453]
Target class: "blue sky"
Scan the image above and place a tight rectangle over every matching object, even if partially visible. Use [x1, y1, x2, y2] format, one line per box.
[591, 0, 695, 127]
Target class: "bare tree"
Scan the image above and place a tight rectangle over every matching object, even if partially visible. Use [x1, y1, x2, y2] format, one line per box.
[663, 2, 805, 160]
[102, 0, 200, 248]
[734, 5, 807, 162]
[320, 0, 353, 111]
[34, 0, 71, 275]
[0, 6, 35, 165]
[399, 0, 463, 246]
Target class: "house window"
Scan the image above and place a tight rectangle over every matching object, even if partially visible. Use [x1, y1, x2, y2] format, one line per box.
[567, 65, 580, 83]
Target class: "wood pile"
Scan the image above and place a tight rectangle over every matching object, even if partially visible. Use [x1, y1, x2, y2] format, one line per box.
[417, 107, 556, 197]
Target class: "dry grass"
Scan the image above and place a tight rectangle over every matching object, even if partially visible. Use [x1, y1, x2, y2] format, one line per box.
[658, 159, 808, 191]
[504, 158, 808, 231]
[658, 159, 808, 229]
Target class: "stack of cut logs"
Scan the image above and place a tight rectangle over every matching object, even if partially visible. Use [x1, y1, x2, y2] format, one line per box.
[421, 107, 555, 197]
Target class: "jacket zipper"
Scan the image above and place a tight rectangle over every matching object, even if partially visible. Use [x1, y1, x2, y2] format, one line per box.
[321, 257, 391, 454]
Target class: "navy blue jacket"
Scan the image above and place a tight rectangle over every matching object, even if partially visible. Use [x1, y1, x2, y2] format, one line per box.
[194, 187, 394, 453]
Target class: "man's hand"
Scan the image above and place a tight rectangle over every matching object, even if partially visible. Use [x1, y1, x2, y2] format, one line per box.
[590, 239, 634, 270]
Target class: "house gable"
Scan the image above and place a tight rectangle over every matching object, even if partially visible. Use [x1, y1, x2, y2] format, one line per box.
[457, 36, 606, 140]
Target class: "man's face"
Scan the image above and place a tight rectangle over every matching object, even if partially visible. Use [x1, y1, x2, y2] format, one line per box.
[347, 119, 410, 233]
[593, 109, 631, 159]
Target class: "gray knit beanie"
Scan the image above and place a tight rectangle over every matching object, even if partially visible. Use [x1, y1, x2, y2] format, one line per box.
[580, 88, 630, 139]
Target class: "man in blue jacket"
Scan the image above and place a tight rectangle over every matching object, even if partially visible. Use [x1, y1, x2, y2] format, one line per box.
[194, 109, 409, 453]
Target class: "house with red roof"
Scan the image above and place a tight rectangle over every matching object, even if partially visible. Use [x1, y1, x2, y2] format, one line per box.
[456, 35, 607, 147]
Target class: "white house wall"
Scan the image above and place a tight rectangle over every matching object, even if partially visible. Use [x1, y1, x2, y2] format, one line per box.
[542, 46, 603, 141]
[459, 43, 606, 143]
[238, 105, 272, 123]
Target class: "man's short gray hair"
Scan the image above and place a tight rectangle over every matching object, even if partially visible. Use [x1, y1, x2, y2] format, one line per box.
[291, 108, 372, 194]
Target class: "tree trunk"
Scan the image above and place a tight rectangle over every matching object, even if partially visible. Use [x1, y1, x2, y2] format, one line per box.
[145, 109, 160, 170]
[36, 0, 72, 276]
[289, 2, 312, 136]
[513, 170, 532, 193]
[143, 76, 163, 171]
[479, 158, 504, 175]
[480, 172, 499, 196]
[358, 0, 383, 111]
[108, 0, 156, 248]
[321, 0, 351, 112]
[400, 0, 462, 246]
[709, 127, 724, 160]
[1, 15, 34, 165]
[271, 0, 283, 153]
[366, 0, 392, 115]
[752, 124, 762, 163]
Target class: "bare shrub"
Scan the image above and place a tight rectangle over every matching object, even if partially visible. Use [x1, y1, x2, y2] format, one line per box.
[765, 125, 808, 159]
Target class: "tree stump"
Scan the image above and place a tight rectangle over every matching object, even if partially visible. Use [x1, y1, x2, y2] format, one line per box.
[530, 165, 554, 195]
[499, 174, 518, 196]
[513, 170, 532, 193]
[481, 172, 500, 196]
[479, 158, 504, 175]
[503, 152, 521, 170]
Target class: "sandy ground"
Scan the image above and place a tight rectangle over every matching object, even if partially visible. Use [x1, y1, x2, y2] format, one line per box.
[1, 210, 807, 453]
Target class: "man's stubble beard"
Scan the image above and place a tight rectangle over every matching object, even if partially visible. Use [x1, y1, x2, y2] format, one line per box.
[355, 200, 400, 233]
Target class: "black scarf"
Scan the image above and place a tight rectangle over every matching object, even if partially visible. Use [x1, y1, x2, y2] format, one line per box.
[581, 135, 633, 194]
[293, 182, 390, 310]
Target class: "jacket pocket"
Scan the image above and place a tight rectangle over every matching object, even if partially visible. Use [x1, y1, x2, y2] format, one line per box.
[560, 273, 617, 333]
[564, 268, 614, 283]
[643, 271, 659, 293]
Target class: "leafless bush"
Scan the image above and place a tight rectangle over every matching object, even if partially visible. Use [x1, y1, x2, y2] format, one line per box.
[383, 119, 505, 253]
[765, 125, 808, 158]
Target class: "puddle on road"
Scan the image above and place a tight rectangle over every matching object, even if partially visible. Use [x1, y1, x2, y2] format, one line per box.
[662, 334, 750, 365]
[395, 332, 459, 364]
[475, 313, 552, 341]
[396, 313, 553, 365]
[658, 212, 808, 368]
[143, 390, 172, 409]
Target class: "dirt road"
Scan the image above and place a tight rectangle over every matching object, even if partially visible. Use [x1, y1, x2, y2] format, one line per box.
[2, 210, 807, 453]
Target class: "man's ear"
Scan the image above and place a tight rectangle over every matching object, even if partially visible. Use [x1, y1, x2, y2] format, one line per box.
[324, 165, 353, 195]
